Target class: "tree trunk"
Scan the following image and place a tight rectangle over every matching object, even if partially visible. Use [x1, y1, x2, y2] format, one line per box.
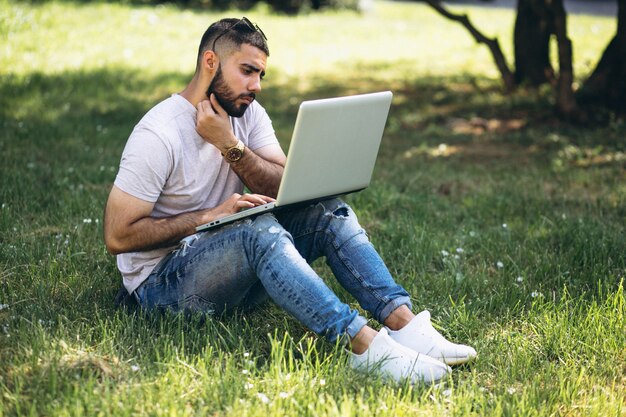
[578, 0, 626, 113]
[514, 0, 554, 86]
[549, 0, 578, 118]
[513, 0, 578, 117]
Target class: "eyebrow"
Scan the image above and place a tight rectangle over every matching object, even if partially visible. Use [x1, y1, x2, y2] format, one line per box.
[242, 63, 266, 78]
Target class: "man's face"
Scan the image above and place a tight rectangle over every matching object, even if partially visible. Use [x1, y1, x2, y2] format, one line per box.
[206, 44, 267, 118]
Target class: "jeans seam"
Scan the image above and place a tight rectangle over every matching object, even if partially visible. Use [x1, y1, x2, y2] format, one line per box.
[333, 243, 388, 303]
[296, 218, 393, 316]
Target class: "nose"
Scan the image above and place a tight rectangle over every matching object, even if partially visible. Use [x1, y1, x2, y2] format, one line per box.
[249, 75, 262, 93]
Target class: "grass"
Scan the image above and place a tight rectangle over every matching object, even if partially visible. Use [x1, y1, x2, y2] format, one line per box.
[1, 0, 625, 416]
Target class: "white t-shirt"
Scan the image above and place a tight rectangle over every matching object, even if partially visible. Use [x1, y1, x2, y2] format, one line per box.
[114, 94, 279, 293]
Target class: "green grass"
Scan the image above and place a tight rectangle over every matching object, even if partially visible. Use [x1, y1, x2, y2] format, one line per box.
[1, 1, 625, 416]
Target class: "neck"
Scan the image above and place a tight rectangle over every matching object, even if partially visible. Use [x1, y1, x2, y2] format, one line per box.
[180, 74, 208, 107]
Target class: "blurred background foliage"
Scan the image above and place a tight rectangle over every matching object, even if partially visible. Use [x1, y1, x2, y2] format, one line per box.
[18, 0, 365, 13]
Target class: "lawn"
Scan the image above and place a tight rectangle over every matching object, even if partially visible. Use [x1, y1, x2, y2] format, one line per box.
[0, 1, 625, 416]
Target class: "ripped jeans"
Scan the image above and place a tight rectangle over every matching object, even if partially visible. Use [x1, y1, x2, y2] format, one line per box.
[134, 199, 412, 343]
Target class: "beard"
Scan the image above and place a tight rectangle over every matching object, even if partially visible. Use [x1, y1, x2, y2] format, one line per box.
[206, 67, 255, 118]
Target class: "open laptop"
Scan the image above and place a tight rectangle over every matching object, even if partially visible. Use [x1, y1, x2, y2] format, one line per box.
[195, 91, 393, 232]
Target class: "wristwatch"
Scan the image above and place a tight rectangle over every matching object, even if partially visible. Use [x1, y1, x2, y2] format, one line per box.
[223, 140, 245, 162]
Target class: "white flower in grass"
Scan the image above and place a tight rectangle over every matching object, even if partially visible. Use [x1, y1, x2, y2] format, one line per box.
[0, 304, 8, 311]
[502, 223, 508, 229]
[441, 250, 450, 257]
[278, 392, 290, 399]
[131, 365, 140, 372]
[507, 387, 516, 394]
[516, 276, 524, 283]
[531, 291, 543, 298]
[319, 379, 326, 386]
[496, 261, 504, 269]
[241, 369, 249, 375]
[83, 218, 92, 224]
[469, 231, 477, 237]
[256, 393, 270, 404]
[243, 352, 250, 358]
[456, 248, 464, 254]
[244, 382, 254, 390]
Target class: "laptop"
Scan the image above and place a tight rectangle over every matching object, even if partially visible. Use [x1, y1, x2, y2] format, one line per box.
[195, 91, 393, 232]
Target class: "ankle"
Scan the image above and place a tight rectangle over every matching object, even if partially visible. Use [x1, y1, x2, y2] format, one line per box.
[384, 305, 415, 331]
[349, 325, 378, 354]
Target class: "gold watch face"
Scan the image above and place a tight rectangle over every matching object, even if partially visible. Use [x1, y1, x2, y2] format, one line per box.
[226, 147, 243, 161]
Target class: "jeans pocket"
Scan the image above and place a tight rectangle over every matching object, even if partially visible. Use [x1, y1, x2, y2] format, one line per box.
[139, 283, 217, 316]
[178, 294, 217, 315]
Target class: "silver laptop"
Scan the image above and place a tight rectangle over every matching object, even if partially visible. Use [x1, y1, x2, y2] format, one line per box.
[196, 91, 393, 232]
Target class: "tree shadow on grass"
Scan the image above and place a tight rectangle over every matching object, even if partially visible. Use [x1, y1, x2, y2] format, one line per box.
[1, 68, 624, 412]
[1, 64, 623, 321]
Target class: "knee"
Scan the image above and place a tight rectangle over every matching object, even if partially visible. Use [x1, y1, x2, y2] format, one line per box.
[318, 198, 350, 218]
[317, 200, 369, 244]
[242, 214, 298, 267]
[247, 214, 293, 248]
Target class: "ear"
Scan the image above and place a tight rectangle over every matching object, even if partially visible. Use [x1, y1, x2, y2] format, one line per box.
[202, 50, 220, 74]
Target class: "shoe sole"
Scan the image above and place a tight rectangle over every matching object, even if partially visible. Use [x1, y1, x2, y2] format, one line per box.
[439, 354, 477, 366]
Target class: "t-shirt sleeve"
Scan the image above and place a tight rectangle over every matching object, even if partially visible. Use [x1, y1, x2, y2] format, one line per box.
[114, 125, 173, 203]
[247, 102, 279, 151]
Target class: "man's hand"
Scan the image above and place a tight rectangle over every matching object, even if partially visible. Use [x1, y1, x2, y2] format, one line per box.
[206, 192, 276, 221]
[196, 94, 237, 152]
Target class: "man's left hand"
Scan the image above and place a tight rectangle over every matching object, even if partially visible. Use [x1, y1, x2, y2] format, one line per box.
[196, 94, 237, 152]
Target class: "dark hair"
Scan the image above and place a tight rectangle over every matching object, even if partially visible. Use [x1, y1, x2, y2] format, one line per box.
[196, 18, 270, 70]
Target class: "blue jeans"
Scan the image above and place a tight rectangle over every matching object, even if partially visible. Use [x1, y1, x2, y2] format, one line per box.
[134, 199, 412, 343]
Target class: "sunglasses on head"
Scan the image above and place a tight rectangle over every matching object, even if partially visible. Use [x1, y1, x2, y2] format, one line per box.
[212, 17, 268, 51]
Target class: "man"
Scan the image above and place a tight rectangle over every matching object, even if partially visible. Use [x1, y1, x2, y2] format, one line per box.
[104, 17, 476, 384]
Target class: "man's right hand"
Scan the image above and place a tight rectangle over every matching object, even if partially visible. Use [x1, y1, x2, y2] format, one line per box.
[202, 192, 276, 223]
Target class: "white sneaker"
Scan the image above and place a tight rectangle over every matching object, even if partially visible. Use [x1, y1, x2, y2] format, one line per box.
[386, 310, 477, 365]
[348, 328, 451, 384]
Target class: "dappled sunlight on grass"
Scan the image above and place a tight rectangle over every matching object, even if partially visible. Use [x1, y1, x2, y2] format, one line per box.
[1, 1, 617, 80]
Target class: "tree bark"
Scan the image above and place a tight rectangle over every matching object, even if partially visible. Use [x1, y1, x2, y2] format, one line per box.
[549, 0, 578, 118]
[423, 0, 517, 93]
[578, 0, 626, 113]
[513, 0, 554, 85]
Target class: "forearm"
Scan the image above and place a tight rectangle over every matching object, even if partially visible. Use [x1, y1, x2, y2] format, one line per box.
[104, 190, 269, 255]
[105, 210, 207, 255]
[228, 148, 283, 198]
[194, 97, 284, 195]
